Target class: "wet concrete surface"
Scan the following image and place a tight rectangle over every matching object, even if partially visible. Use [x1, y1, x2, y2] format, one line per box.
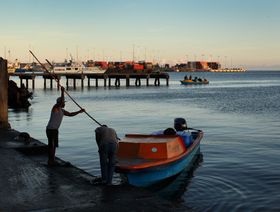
[0, 129, 188, 211]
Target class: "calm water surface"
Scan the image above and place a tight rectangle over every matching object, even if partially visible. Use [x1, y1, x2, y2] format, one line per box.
[9, 71, 280, 211]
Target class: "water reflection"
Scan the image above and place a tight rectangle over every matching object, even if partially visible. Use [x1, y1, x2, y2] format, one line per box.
[9, 107, 33, 122]
[148, 153, 203, 201]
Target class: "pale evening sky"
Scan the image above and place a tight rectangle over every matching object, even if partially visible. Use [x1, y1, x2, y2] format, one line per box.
[0, 0, 279, 70]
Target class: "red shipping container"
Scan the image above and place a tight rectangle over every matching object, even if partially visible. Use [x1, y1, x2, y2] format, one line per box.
[133, 64, 144, 70]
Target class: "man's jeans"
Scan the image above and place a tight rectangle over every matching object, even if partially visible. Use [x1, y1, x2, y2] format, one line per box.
[99, 142, 117, 184]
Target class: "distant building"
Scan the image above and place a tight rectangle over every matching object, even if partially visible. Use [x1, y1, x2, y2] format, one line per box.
[174, 61, 221, 72]
[207, 62, 221, 70]
[187, 61, 221, 71]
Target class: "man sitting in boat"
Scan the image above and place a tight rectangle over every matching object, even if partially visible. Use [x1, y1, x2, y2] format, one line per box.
[151, 127, 176, 135]
[174, 118, 193, 147]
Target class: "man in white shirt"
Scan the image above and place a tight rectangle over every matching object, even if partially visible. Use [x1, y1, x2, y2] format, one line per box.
[46, 86, 85, 166]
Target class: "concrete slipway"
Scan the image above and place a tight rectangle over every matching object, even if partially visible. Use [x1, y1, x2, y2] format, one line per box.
[0, 129, 188, 211]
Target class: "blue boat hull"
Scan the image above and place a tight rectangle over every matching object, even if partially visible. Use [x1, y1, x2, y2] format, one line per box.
[122, 142, 200, 187]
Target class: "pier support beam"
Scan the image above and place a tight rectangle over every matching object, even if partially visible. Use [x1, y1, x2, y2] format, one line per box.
[0, 58, 10, 129]
[108, 78, 111, 87]
[115, 77, 120, 87]
[146, 76, 149, 86]
[95, 78, 98, 87]
[81, 76, 84, 89]
[65, 74, 84, 90]
[126, 75, 130, 87]
[19, 75, 35, 89]
[43, 75, 61, 90]
[154, 77, 160, 86]
[86, 74, 107, 88]
[135, 78, 141, 86]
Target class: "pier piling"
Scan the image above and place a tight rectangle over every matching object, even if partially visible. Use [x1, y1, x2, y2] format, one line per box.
[0, 58, 9, 129]
[43, 74, 61, 90]
[19, 74, 35, 89]
[65, 74, 85, 90]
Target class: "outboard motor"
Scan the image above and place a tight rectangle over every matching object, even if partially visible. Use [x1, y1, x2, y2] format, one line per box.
[174, 118, 187, 131]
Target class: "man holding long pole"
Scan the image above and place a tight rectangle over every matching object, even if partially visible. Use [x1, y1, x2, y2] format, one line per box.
[46, 86, 85, 166]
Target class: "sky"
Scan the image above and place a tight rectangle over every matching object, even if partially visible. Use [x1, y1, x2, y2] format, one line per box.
[0, 0, 280, 70]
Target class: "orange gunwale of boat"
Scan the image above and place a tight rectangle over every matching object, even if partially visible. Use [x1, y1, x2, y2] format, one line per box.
[116, 132, 203, 171]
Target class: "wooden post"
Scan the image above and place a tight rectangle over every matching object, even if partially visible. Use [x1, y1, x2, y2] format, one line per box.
[32, 76, 35, 89]
[50, 78, 53, 89]
[74, 78, 76, 89]
[57, 78, 60, 90]
[135, 78, 141, 86]
[81, 77, 84, 89]
[126, 75, 130, 87]
[115, 77, 120, 87]
[154, 77, 160, 86]
[0, 58, 10, 129]
[66, 77, 69, 89]
[26, 79, 29, 89]
[44, 77, 46, 89]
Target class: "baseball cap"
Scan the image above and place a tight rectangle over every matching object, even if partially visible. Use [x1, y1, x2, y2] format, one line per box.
[56, 97, 66, 104]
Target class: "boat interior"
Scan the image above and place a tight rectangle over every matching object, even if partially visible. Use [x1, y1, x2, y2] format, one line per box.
[116, 132, 200, 170]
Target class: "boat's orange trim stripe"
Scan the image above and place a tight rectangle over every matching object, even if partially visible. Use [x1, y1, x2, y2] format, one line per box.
[118, 132, 203, 171]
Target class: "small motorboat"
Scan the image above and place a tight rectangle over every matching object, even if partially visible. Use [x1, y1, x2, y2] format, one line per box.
[180, 79, 209, 85]
[115, 129, 203, 187]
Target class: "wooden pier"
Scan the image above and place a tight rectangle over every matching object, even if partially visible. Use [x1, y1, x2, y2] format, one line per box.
[9, 72, 169, 89]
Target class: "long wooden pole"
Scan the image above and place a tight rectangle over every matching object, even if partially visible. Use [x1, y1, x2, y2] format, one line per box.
[29, 50, 102, 126]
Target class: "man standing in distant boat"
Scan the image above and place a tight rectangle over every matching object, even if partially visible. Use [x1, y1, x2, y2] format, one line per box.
[46, 86, 85, 166]
[95, 125, 119, 185]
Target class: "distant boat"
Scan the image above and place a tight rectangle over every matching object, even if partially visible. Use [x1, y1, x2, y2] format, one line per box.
[180, 79, 209, 85]
[115, 129, 203, 187]
[52, 61, 105, 74]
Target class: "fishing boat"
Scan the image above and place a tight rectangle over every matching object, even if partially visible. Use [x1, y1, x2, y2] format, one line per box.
[180, 79, 209, 85]
[115, 129, 203, 187]
[52, 60, 105, 74]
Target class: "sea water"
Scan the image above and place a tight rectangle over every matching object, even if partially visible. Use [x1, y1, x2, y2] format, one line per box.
[8, 71, 280, 211]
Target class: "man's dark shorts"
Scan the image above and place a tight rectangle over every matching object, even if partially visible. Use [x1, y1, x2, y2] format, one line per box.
[46, 129, 59, 147]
